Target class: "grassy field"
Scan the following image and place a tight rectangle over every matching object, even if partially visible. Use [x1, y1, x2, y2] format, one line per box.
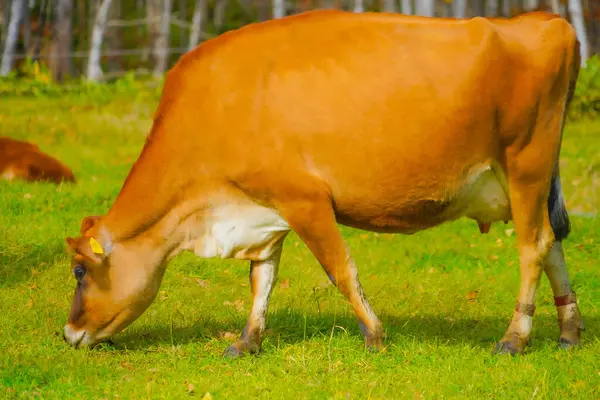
[0, 90, 599, 399]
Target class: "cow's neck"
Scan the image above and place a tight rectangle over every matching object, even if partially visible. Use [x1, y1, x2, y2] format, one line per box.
[103, 131, 184, 243]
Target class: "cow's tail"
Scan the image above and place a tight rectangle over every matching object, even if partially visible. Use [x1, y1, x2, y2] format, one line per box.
[548, 29, 579, 243]
[548, 164, 570, 242]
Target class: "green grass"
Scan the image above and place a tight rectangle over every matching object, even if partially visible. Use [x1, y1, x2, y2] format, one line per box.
[0, 91, 599, 400]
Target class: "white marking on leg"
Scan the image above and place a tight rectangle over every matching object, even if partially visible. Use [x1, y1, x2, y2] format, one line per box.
[249, 245, 282, 332]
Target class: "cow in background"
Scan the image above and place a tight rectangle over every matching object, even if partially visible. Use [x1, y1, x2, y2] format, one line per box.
[0, 137, 76, 184]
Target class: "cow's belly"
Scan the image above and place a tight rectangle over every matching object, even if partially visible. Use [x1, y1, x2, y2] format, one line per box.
[192, 202, 290, 261]
[335, 163, 512, 234]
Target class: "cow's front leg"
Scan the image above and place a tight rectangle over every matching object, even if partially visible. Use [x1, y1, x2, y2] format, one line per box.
[223, 245, 282, 358]
[280, 198, 385, 351]
[493, 176, 554, 355]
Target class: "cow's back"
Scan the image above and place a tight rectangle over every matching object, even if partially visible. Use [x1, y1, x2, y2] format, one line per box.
[109, 10, 577, 237]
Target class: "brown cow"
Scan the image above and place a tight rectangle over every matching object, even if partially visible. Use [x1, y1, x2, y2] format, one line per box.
[63, 10, 584, 357]
[1, 137, 75, 184]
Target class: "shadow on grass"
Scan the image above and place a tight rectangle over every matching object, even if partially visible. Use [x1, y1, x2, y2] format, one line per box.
[104, 311, 598, 355]
[0, 239, 68, 288]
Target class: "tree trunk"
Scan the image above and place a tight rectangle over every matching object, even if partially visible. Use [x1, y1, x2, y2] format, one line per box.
[22, 1, 32, 56]
[144, 0, 158, 63]
[524, 0, 538, 11]
[502, 0, 511, 17]
[0, 0, 24, 76]
[569, 0, 589, 66]
[213, 0, 228, 30]
[353, 0, 364, 13]
[106, 0, 122, 74]
[401, 0, 412, 15]
[87, 0, 113, 81]
[487, 0, 499, 16]
[32, 0, 48, 62]
[1, 0, 9, 47]
[188, 0, 207, 51]
[153, 0, 172, 77]
[453, 0, 467, 18]
[51, 0, 74, 82]
[471, 0, 484, 16]
[415, 0, 434, 17]
[382, 0, 395, 13]
[273, 0, 285, 18]
[589, 0, 600, 55]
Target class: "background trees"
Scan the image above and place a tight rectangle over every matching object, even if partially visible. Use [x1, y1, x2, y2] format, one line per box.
[0, 0, 595, 82]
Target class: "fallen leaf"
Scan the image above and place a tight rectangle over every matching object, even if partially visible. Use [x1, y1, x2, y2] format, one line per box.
[466, 290, 479, 302]
[279, 279, 290, 289]
[504, 229, 514, 237]
[218, 331, 237, 341]
[24, 193, 32, 199]
[120, 361, 134, 371]
[202, 393, 213, 400]
[187, 383, 195, 394]
[195, 279, 209, 288]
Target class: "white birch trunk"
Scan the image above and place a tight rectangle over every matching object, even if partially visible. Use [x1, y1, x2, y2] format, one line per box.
[0, 0, 24, 76]
[524, 0, 538, 11]
[415, 0, 434, 17]
[487, 0, 499, 16]
[273, 0, 285, 19]
[87, 0, 113, 81]
[401, 0, 412, 15]
[153, 0, 172, 77]
[453, 0, 466, 18]
[188, 0, 207, 50]
[382, 0, 395, 13]
[353, 0, 364, 13]
[569, 0, 589, 66]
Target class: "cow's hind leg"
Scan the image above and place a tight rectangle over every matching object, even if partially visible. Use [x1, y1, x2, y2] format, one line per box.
[545, 241, 585, 349]
[223, 243, 283, 358]
[280, 198, 385, 351]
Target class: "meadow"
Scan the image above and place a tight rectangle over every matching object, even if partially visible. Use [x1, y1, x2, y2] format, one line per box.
[0, 86, 599, 399]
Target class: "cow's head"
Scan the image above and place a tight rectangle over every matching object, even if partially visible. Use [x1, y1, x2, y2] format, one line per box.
[63, 216, 165, 348]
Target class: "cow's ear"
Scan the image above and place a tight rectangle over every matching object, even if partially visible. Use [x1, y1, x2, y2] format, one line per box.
[65, 236, 107, 265]
[80, 216, 101, 235]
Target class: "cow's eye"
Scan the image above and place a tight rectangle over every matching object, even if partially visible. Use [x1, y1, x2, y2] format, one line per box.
[73, 265, 85, 281]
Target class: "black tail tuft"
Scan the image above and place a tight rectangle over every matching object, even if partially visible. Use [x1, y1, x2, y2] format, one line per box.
[548, 168, 571, 242]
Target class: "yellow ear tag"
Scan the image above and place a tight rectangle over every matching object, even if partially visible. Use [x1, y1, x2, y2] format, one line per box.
[89, 237, 104, 255]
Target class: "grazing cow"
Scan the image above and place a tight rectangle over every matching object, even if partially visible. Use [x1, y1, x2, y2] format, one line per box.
[0, 137, 76, 184]
[63, 10, 584, 356]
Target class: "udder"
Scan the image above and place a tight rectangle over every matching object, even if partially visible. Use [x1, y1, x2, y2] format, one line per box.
[457, 164, 512, 229]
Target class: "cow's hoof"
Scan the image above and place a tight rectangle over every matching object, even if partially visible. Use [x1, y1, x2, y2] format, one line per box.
[222, 345, 244, 358]
[222, 340, 260, 358]
[492, 337, 526, 356]
[557, 337, 580, 351]
[364, 335, 385, 353]
[492, 341, 522, 355]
